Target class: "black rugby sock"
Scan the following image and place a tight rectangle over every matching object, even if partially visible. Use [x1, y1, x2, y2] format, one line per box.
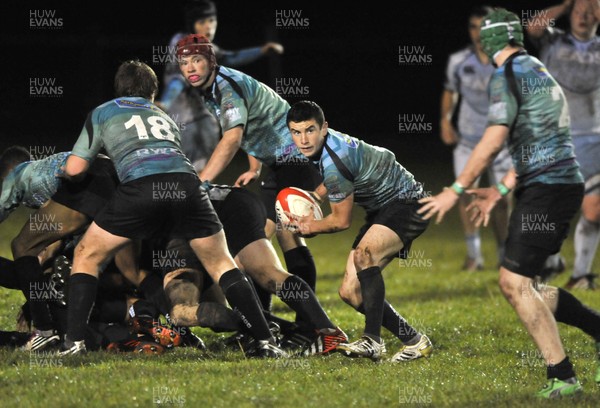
[284, 247, 317, 328]
[547, 356, 576, 380]
[15, 256, 54, 331]
[554, 288, 600, 341]
[357, 301, 419, 343]
[276, 275, 334, 330]
[219, 269, 272, 342]
[357, 266, 385, 342]
[0, 256, 19, 289]
[66, 273, 98, 342]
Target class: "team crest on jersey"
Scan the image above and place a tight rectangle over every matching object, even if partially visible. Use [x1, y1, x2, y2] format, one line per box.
[534, 66, 549, 77]
[114, 99, 160, 111]
[341, 134, 358, 148]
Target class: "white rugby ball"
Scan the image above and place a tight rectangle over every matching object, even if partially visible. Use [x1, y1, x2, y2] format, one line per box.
[275, 187, 323, 229]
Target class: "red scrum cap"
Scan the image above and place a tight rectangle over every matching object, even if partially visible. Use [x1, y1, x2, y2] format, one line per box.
[176, 34, 216, 70]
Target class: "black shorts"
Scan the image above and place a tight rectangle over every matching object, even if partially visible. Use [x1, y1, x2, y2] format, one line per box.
[210, 186, 267, 256]
[94, 173, 222, 240]
[353, 199, 429, 259]
[52, 157, 119, 219]
[502, 183, 584, 278]
[260, 162, 323, 222]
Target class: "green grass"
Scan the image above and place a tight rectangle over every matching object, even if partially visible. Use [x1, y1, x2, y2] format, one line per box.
[1, 186, 599, 407]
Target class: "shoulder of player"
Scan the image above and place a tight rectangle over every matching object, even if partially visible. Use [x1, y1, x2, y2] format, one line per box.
[447, 47, 473, 67]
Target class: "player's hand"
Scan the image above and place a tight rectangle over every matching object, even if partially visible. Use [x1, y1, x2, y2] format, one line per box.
[234, 171, 259, 187]
[417, 188, 460, 224]
[440, 119, 458, 146]
[261, 42, 284, 55]
[465, 187, 502, 227]
[282, 211, 316, 238]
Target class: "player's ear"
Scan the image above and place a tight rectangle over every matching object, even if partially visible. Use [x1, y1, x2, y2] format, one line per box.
[322, 121, 329, 133]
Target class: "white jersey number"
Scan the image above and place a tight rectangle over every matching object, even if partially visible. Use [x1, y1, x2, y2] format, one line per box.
[124, 115, 175, 141]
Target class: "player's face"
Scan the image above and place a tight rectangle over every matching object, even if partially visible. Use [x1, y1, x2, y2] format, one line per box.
[289, 119, 328, 158]
[468, 16, 484, 51]
[194, 16, 218, 41]
[570, 0, 598, 39]
[178, 55, 211, 87]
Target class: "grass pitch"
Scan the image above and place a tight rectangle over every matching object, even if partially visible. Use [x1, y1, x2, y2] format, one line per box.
[0, 160, 599, 407]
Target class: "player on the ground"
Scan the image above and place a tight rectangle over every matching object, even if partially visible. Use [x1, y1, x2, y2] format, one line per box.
[162, 184, 347, 355]
[440, 5, 512, 271]
[419, 8, 600, 397]
[58, 60, 285, 358]
[285, 100, 433, 362]
[176, 34, 323, 343]
[527, 0, 600, 289]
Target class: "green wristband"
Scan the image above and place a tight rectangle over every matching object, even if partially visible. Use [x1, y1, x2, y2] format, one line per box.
[496, 182, 511, 196]
[450, 182, 465, 195]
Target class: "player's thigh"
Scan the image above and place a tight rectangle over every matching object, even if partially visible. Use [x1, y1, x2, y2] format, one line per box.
[353, 224, 403, 269]
[237, 239, 289, 291]
[73, 222, 131, 269]
[453, 143, 481, 187]
[188, 230, 236, 281]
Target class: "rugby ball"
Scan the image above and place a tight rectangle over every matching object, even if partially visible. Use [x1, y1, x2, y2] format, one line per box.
[275, 187, 323, 228]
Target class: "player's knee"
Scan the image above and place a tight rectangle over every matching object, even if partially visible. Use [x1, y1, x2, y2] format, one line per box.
[353, 246, 374, 270]
[497, 269, 522, 300]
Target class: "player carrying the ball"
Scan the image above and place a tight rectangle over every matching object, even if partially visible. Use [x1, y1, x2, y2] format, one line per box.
[285, 100, 433, 362]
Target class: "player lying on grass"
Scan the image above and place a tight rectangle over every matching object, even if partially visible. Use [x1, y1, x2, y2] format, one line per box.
[284, 100, 433, 362]
[419, 8, 600, 398]
[161, 183, 347, 356]
[60, 60, 285, 358]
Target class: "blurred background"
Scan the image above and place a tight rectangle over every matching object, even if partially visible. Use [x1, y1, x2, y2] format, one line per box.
[0, 0, 556, 187]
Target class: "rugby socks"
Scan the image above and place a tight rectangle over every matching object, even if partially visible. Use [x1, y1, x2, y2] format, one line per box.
[554, 288, 600, 341]
[139, 272, 171, 317]
[284, 247, 317, 291]
[66, 273, 98, 342]
[250, 278, 273, 312]
[465, 233, 482, 262]
[357, 266, 385, 343]
[276, 275, 334, 330]
[219, 268, 273, 342]
[0, 256, 18, 289]
[284, 246, 317, 328]
[573, 216, 600, 279]
[357, 302, 419, 344]
[547, 356, 576, 380]
[14, 256, 54, 331]
[195, 302, 241, 332]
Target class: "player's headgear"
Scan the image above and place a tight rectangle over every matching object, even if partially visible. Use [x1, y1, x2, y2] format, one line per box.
[479, 8, 524, 61]
[176, 34, 217, 70]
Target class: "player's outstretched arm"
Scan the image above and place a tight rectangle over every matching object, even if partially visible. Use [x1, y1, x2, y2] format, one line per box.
[419, 124, 509, 223]
[199, 126, 243, 182]
[466, 168, 516, 227]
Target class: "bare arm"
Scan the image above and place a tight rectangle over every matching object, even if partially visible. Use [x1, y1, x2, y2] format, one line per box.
[234, 155, 263, 187]
[440, 89, 459, 145]
[455, 125, 509, 189]
[527, 0, 573, 38]
[63, 155, 90, 180]
[294, 193, 354, 235]
[199, 126, 243, 182]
